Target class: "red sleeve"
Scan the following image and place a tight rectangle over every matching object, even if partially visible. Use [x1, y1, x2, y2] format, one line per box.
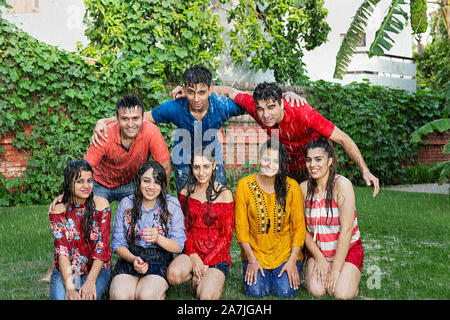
[49, 213, 70, 258]
[84, 143, 105, 168]
[234, 93, 257, 115]
[178, 194, 197, 256]
[91, 207, 112, 262]
[203, 202, 235, 266]
[146, 122, 171, 163]
[289, 101, 335, 138]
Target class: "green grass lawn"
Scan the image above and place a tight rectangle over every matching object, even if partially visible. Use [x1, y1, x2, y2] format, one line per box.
[0, 187, 449, 300]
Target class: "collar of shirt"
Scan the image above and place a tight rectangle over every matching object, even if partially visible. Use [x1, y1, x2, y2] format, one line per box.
[180, 94, 221, 123]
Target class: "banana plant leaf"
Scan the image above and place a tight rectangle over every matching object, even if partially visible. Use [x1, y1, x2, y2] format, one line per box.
[368, 0, 408, 57]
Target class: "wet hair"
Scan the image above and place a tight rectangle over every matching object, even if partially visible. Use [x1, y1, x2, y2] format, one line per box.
[259, 139, 288, 213]
[115, 94, 144, 117]
[253, 82, 283, 105]
[304, 136, 337, 224]
[61, 160, 95, 248]
[182, 145, 229, 229]
[182, 65, 212, 88]
[127, 161, 171, 245]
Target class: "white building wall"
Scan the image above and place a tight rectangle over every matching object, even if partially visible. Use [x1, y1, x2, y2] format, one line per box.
[1, 0, 89, 52]
[302, 0, 416, 91]
[1, 0, 416, 91]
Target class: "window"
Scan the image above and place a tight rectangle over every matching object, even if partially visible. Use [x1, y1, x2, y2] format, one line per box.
[11, 0, 39, 14]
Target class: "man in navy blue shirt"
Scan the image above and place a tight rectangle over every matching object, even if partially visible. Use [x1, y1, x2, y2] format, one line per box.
[91, 66, 245, 192]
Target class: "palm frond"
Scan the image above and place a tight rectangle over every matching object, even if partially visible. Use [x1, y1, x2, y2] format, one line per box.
[368, 0, 408, 57]
[333, 0, 382, 79]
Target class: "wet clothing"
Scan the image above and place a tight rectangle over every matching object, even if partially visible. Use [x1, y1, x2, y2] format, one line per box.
[234, 93, 335, 171]
[234, 174, 306, 269]
[49, 201, 112, 275]
[179, 193, 234, 267]
[304, 174, 364, 271]
[84, 121, 170, 189]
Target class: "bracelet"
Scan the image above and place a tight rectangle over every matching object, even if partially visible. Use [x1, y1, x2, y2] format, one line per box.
[248, 259, 258, 264]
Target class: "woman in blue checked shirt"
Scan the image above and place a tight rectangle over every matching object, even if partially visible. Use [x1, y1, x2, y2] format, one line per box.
[109, 161, 186, 300]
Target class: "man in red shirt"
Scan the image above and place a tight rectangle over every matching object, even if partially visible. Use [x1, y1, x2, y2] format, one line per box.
[215, 82, 379, 197]
[84, 95, 171, 202]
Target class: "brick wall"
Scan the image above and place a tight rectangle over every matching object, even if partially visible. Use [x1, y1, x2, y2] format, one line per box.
[1, 81, 448, 181]
[414, 131, 450, 165]
[0, 125, 31, 180]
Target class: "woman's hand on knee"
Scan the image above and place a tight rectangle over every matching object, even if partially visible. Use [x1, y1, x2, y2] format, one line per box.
[245, 259, 264, 286]
[65, 288, 81, 300]
[79, 279, 97, 300]
[278, 259, 300, 290]
[190, 254, 207, 280]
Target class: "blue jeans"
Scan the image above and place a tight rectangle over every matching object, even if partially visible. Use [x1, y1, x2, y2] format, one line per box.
[50, 267, 112, 300]
[93, 180, 135, 203]
[242, 260, 302, 298]
[173, 163, 227, 193]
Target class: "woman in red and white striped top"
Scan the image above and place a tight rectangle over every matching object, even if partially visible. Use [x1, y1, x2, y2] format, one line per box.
[300, 137, 364, 300]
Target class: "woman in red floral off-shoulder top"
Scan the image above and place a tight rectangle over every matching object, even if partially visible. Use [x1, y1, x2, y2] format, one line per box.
[49, 160, 112, 300]
[166, 145, 234, 300]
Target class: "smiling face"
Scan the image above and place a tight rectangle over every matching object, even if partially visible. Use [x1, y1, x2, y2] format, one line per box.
[259, 147, 280, 177]
[192, 154, 216, 185]
[117, 107, 143, 141]
[184, 83, 211, 113]
[140, 168, 162, 206]
[256, 99, 284, 127]
[72, 170, 93, 204]
[305, 147, 333, 181]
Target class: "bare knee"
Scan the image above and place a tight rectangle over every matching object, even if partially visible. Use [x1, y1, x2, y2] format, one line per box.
[333, 286, 358, 300]
[197, 288, 221, 300]
[167, 265, 190, 285]
[306, 281, 326, 297]
[136, 289, 165, 300]
[109, 285, 135, 300]
[109, 276, 136, 300]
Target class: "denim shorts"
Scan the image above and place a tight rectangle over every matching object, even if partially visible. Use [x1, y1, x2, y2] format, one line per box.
[210, 260, 231, 277]
[113, 245, 174, 279]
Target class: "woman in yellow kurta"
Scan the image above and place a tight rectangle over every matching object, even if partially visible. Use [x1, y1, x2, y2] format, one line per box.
[235, 139, 306, 298]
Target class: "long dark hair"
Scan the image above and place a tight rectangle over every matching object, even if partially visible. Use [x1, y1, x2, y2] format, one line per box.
[259, 139, 289, 213]
[128, 161, 171, 246]
[305, 136, 336, 224]
[183, 145, 228, 230]
[61, 159, 95, 248]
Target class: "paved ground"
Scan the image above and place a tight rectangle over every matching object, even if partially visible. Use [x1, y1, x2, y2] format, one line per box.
[383, 183, 450, 195]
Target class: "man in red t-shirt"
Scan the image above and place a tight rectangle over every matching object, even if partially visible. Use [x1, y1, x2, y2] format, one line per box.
[84, 95, 171, 202]
[214, 82, 379, 197]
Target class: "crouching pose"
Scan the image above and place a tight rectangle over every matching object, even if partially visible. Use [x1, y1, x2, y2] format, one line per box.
[300, 137, 364, 299]
[109, 161, 186, 300]
[49, 160, 112, 300]
[166, 146, 234, 300]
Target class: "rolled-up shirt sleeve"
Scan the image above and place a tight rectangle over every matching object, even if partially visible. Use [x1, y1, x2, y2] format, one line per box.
[166, 196, 186, 253]
[111, 197, 132, 252]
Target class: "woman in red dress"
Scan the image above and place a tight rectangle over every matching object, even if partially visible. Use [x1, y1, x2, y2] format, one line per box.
[166, 145, 234, 300]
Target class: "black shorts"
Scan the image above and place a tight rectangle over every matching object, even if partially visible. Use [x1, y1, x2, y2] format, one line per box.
[113, 245, 173, 279]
